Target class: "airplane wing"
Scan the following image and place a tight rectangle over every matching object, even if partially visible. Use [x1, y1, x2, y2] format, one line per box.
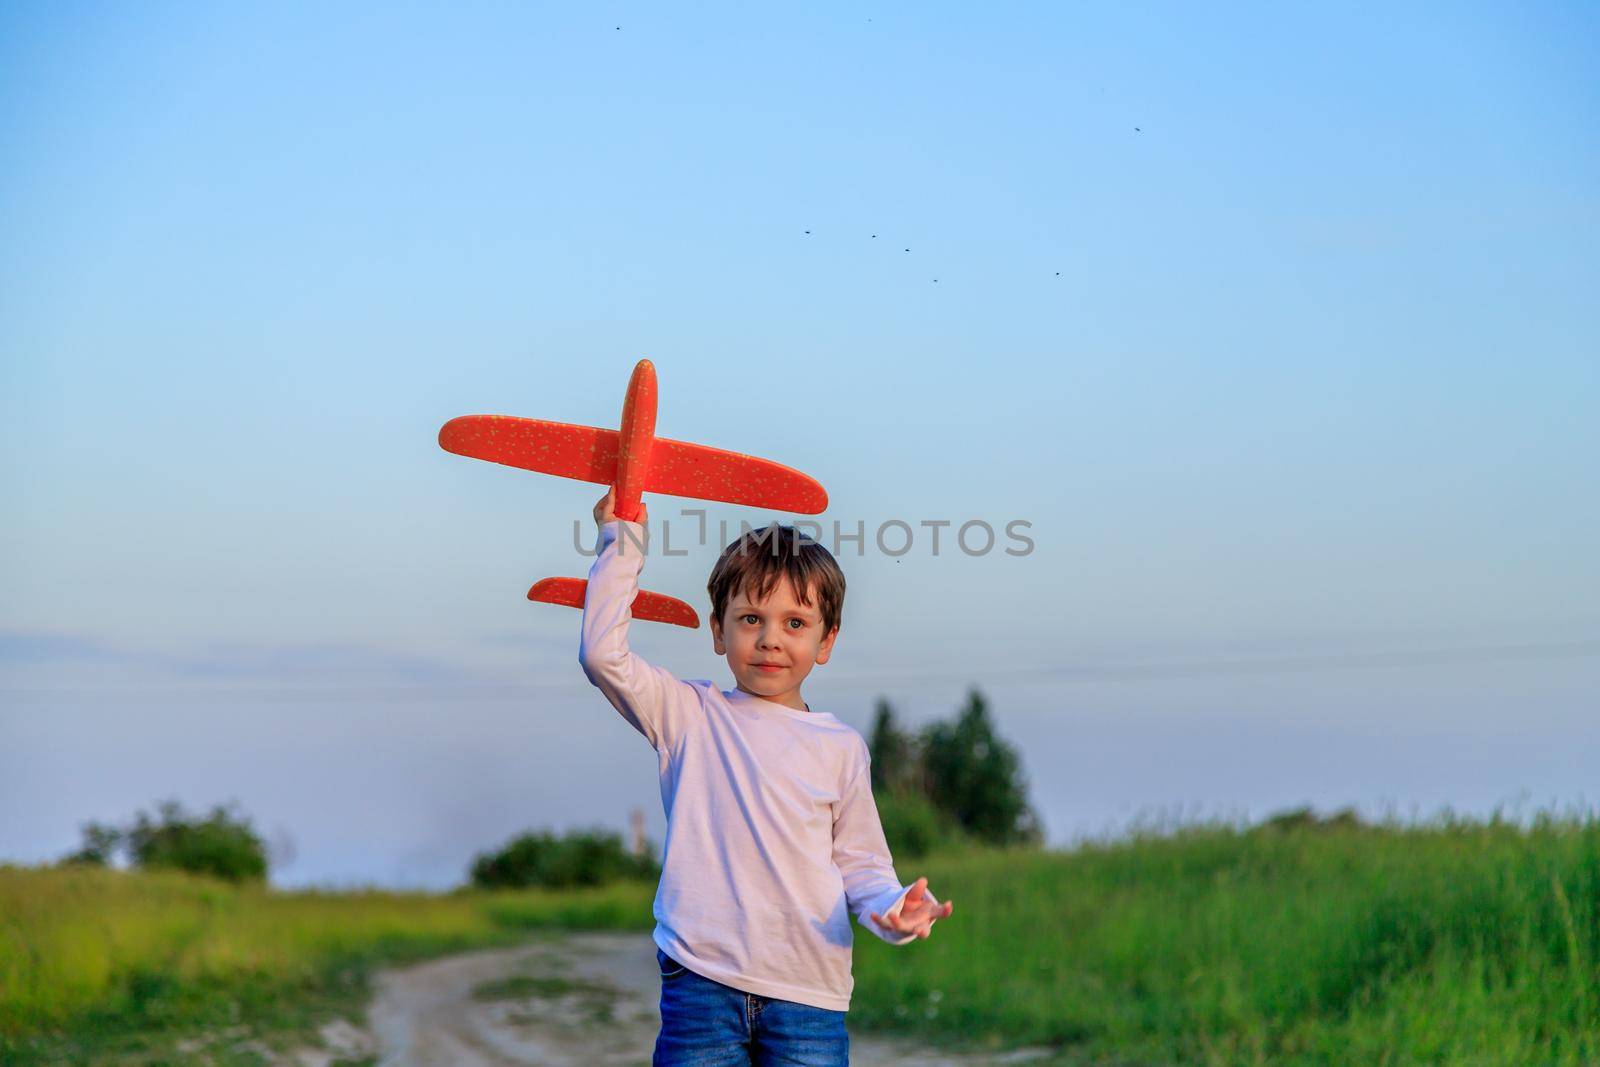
[439, 416, 828, 514]
[646, 436, 828, 514]
[439, 416, 618, 483]
[527, 576, 700, 628]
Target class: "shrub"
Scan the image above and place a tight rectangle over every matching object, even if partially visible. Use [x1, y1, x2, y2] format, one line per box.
[125, 801, 269, 883]
[470, 827, 660, 890]
[1254, 805, 1367, 834]
[63, 801, 268, 883]
[874, 791, 965, 859]
[62, 822, 121, 867]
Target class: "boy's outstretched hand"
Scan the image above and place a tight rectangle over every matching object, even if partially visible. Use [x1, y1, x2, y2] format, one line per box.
[870, 877, 953, 940]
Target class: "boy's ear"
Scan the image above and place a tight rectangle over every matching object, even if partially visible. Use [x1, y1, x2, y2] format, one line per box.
[710, 613, 725, 655]
[814, 625, 840, 666]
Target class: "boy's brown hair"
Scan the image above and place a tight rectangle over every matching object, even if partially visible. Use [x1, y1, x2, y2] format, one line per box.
[707, 525, 845, 635]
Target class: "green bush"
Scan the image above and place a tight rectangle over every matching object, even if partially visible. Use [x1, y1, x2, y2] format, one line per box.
[63, 801, 268, 884]
[62, 822, 120, 867]
[874, 792, 964, 859]
[470, 827, 660, 890]
[1253, 805, 1366, 834]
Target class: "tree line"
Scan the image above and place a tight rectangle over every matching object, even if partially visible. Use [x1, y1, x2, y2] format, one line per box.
[62, 686, 1040, 886]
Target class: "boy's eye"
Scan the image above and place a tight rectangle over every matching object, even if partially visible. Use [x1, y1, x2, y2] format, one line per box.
[787, 618, 804, 630]
[742, 614, 758, 625]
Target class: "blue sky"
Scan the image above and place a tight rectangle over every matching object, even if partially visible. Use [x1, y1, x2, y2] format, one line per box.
[2, 3, 1596, 887]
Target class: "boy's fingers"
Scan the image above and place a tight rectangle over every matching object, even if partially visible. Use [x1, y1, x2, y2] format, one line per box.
[872, 910, 914, 932]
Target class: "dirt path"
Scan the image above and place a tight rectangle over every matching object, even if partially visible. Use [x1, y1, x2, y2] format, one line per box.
[299, 931, 1053, 1067]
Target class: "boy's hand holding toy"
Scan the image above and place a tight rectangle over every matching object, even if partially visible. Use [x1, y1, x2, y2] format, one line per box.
[594, 487, 645, 528]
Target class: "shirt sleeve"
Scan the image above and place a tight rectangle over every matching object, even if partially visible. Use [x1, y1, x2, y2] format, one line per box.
[578, 520, 700, 752]
[831, 742, 940, 946]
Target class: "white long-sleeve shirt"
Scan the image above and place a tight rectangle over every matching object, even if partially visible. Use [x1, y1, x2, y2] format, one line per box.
[579, 520, 930, 1010]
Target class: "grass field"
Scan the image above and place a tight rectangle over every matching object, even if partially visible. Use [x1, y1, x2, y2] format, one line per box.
[4, 812, 1596, 1065]
[0, 867, 655, 1064]
[854, 811, 1600, 1065]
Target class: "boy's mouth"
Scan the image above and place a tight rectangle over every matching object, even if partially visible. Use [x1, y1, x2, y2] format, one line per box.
[752, 663, 786, 673]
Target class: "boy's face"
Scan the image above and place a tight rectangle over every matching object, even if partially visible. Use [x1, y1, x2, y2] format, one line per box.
[710, 575, 839, 710]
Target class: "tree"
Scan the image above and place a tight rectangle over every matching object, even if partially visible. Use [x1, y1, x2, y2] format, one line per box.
[65, 800, 270, 883]
[470, 826, 660, 890]
[64, 821, 121, 866]
[125, 801, 269, 883]
[918, 688, 1042, 846]
[867, 689, 1041, 853]
[869, 699, 955, 857]
[867, 697, 922, 796]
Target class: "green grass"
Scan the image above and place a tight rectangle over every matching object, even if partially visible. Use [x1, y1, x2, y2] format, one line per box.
[0, 865, 653, 1065]
[851, 810, 1600, 1066]
[5, 812, 1597, 1066]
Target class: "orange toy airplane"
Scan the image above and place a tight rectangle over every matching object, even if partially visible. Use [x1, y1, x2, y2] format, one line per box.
[438, 360, 829, 628]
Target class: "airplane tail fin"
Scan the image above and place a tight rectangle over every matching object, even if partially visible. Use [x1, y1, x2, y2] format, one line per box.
[527, 576, 700, 629]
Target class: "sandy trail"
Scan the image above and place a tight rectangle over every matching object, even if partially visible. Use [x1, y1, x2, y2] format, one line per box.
[305, 931, 1052, 1067]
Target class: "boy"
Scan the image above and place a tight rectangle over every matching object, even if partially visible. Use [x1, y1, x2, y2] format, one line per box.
[579, 489, 954, 1066]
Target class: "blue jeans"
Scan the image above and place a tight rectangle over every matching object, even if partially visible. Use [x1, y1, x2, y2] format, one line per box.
[653, 947, 851, 1066]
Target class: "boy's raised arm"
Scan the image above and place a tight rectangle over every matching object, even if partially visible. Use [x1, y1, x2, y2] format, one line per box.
[831, 744, 948, 945]
[578, 494, 697, 752]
